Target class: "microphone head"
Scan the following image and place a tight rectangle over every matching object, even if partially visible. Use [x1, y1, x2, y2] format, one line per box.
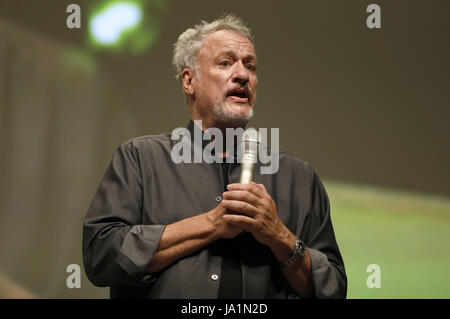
[241, 127, 259, 164]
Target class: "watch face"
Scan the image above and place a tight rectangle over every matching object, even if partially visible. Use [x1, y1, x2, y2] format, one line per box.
[296, 239, 306, 257]
[280, 239, 306, 268]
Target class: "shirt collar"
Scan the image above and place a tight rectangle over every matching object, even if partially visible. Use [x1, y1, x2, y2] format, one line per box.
[186, 120, 239, 160]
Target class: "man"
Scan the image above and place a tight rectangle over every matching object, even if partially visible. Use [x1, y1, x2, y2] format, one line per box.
[83, 15, 347, 298]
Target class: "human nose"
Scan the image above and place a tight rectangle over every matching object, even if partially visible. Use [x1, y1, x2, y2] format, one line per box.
[232, 60, 249, 86]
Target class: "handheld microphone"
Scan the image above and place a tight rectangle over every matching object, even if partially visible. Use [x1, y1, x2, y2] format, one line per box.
[239, 128, 259, 184]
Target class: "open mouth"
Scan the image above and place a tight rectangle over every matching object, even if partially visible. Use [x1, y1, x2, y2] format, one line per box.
[226, 89, 249, 102]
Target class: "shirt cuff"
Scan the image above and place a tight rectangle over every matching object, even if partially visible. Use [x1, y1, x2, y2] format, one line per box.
[118, 224, 165, 286]
[307, 247, 343, 298]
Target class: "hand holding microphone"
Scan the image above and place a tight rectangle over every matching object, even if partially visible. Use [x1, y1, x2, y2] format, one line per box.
[220, 128, 289, 247]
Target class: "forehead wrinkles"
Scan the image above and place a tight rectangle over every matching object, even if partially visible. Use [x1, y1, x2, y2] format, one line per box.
[199, 32, 256, 61]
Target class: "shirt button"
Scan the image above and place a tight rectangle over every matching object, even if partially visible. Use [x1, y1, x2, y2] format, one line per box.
[141, 274, 155, 283]
[215, 196, 222, 202]
[211, 274, 219, 281]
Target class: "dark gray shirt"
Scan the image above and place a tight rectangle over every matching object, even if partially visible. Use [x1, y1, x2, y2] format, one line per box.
[82, 121, 347, 298]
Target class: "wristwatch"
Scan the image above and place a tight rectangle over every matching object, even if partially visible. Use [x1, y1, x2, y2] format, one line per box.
[279, 238, 306, 268]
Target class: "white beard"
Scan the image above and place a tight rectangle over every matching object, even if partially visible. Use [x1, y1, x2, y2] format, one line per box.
[212, 100, 254, 127]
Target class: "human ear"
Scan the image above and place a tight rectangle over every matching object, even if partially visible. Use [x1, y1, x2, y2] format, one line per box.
[182, 68, 195, 96]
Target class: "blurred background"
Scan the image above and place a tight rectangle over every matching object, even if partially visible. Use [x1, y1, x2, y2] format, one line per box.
[0, 0, 449, 298]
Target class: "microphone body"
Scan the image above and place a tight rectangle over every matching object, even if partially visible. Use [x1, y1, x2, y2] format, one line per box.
[239, 128, 259, 184]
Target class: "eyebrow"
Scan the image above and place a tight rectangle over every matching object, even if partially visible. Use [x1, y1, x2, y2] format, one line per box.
[216, 50, 257, 63]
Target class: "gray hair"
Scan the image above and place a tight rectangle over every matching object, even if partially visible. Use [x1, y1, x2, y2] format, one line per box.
[172, 14, 255, 82]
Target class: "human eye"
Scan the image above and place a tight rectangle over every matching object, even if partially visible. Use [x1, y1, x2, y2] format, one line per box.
[219, 60, 231, 67]
[246, 64, 257, 72]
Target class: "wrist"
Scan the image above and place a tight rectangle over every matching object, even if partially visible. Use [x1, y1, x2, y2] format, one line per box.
[268, 225, 297, 263]
[278, 238, 306, 268]
[203, 211, 221, 240]
[204, 209, 230, 241]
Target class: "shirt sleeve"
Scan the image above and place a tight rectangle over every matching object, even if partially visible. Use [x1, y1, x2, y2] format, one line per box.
[82, 142, 165, 287]
[301, 170, 347, 298]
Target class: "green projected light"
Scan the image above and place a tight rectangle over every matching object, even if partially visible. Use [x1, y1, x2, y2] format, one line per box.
[88, 0, 166, 54]
[90, 3, 142, 44]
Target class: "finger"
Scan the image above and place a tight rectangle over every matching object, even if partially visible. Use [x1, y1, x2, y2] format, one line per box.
[223, 214, 256, 232]
[227, 183, 265, 199]
[222, 190, 260, 207]
[250, 182, 275, 206]
[251, 182, 271, 198]
[255, 182, 267, 192]
[221, 199, 258, 217]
